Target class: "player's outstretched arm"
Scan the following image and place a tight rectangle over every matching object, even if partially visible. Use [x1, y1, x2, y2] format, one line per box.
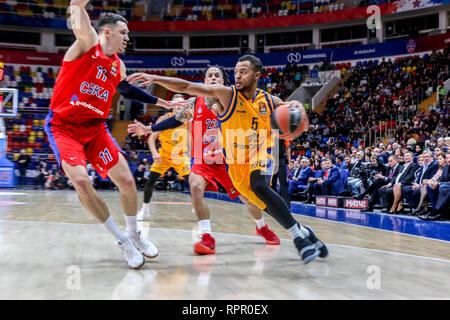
[69, 0, 98, 51]
[126, 73, 233, 111]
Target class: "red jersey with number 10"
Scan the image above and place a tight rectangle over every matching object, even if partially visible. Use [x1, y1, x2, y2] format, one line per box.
[50, 42, 121, 123]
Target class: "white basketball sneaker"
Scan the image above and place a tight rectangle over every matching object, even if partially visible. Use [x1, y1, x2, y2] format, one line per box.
[116, 237, 145, 269]
[125, 230, 159, 259]
[137, 205, 151, 221]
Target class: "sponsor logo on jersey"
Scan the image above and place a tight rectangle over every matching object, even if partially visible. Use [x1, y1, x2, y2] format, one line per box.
[69, 95, 105, 116]
[110, 62, 118, 77]
[258, 102, 268, 115]
[80, 82, 109, 102]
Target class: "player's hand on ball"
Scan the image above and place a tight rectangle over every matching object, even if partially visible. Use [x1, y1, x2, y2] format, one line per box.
[126, 73, 157, 87]
[127, 120, 151, 137]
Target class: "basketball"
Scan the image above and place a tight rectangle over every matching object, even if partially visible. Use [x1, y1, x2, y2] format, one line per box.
[270, 103, 309, 140]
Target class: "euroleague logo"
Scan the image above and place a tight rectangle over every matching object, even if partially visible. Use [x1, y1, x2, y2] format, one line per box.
[406, 39, 416, 53]
[287, 52, 302, 63]
[171, 57, 186, 67]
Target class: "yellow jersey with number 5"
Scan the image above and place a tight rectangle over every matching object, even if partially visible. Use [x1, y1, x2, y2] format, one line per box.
[217, 85, 275, 165]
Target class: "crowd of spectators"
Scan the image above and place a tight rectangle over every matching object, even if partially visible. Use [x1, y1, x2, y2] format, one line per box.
[294, 48, 450, 154]
[286, 137, 450, 220]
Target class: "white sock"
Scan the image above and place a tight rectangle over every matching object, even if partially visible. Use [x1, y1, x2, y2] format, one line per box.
[254, 217, 266, 230]
[124, 215, 138, 234]
[143, 202, 150, 209]
[102, 216, 126, 242]
[287, 222, 310, 239]
[198, 219, 211, 235]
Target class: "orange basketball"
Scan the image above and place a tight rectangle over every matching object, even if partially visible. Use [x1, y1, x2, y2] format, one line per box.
[270, 103, 309, 140]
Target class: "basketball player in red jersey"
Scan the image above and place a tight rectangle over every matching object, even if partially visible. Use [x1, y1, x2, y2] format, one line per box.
[44, 1, 186, 269]
[130, 65, 280, 255]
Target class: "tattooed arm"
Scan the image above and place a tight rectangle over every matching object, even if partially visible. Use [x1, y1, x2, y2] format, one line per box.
[174, 97, 196, 122]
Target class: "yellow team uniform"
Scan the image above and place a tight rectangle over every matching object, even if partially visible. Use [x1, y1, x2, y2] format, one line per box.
[217, 85, 276, 210]
[150, 113, 190, 177]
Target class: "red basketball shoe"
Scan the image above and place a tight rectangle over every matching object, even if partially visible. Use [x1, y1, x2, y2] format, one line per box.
[194, 233, 216, 254]
[256, 225, 280, 245]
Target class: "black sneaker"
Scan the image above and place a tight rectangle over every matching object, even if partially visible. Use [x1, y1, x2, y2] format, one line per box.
[293, 236, 320, 265]
[304, 225, 329, 258]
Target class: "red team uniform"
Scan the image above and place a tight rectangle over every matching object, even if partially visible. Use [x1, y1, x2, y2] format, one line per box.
[44, 43, 123, 178]
[190, 96, 240, 200]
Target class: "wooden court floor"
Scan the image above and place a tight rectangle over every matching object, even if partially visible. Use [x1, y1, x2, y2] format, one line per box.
[0, 189, 449, 299]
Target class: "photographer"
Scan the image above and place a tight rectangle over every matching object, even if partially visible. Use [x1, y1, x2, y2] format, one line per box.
[356, 155, 398, 212]
[346, 151, 364, 196]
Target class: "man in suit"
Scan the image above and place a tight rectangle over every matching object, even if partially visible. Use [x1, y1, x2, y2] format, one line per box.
[335, 154, 347, 170]
[357, 154, 401, 212]
[402, 149, 439, 209]
[379, 151, 418, 213]
[313, 159, 344, 196]
[288, 157, 314, 196]
[420, 152, 450, 220]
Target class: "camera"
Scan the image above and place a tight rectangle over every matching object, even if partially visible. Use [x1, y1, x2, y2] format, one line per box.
[358, 162, 378, 187]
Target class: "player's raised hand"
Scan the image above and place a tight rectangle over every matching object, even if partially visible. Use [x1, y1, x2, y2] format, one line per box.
[127, 119, 152, 137]
[126, 73, 157, 87]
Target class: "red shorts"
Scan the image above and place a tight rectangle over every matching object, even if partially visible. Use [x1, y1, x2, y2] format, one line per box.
[44, 112, 123, 179]
[191, 162, 240, 200]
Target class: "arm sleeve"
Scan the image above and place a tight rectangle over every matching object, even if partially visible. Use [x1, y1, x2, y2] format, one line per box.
[117, 80, 159, 105]
[151, 115, 184, 132]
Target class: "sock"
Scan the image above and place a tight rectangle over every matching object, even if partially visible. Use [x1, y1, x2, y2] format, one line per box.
[198, 219, 211, 235]
[143, 202, 150, 209]
[124, 215, 138, 234]
[102, 216, 126, 242]
[287, 222, 310, 239]
[254, 217, 266, 229]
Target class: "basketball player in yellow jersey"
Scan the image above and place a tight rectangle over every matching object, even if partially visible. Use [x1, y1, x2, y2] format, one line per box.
[127, 55, 328, 264]
[137, 94, 191, 220]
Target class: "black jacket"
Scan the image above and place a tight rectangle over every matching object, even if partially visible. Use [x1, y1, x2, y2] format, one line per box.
[439, 164, 450, 187]
[395, 162, 419, 186]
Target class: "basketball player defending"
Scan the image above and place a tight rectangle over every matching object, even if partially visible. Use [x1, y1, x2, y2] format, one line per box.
[127, 56, 328, 264]
[138, 94, 191, 218]
[131, 66, 280, 254]
[44, 1, 186, 269]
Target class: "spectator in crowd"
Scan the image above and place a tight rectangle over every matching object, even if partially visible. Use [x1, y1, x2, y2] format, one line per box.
[413, 152, 447, 215]
[383, 151, 419, 214]
[357, 154, 401, 212]
[346, 151, 364, 196]
[33, 160, 48, 190]
[420, 152, 450, 220]
[288, 157, 314, 197]
[17, 149, 31, 187]
[401, 149, 439, 212]
[335, 154, 347, 169]
[312, 158, 344, 197]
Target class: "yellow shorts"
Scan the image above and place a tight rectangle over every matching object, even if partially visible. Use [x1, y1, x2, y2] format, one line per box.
[150, 155, 190, 177]
[227, 155, 275, 210]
